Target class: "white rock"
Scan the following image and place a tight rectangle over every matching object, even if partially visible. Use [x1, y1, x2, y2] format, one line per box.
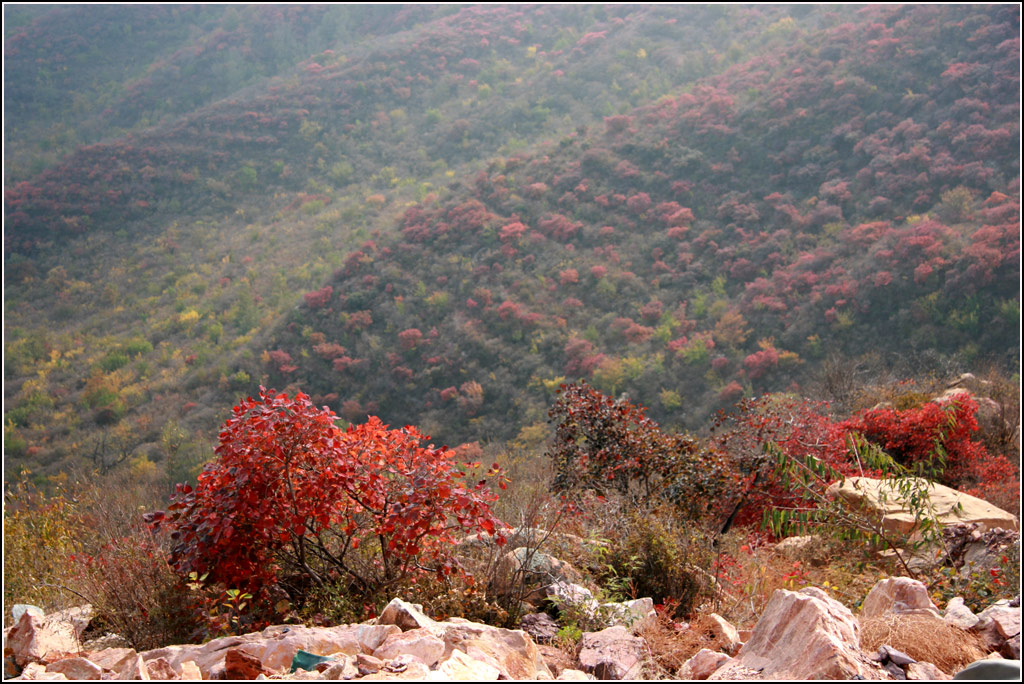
[432, 648, 502, 680]
[943, 597, 980, 630]
[373, 629, 446, 668]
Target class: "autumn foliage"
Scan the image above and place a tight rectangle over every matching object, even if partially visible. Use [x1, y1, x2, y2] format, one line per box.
[155, 388, 507, 605]
[547, 381, 735, 521]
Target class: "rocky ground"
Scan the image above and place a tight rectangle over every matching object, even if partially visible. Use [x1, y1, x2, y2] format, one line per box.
[4, 576, 1020, 681]
[4, 478, 1020, 681]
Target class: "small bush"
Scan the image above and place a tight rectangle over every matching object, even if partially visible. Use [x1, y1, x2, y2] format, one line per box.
[71, 531, 200, 650]
[597, 504, 714, 619]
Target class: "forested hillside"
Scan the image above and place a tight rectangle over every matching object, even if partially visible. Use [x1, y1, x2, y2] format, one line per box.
[4, 5, 1021, 662]
[261, 4, 1020, 444]
[3, 4, 1019, 479]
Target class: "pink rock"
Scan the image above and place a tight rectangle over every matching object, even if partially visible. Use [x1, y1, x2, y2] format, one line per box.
[906, 661, 952, 680]
[707, 614, 742, 655]
[17, 662, 69, 680]
[860, 577, 939, 619]
[145, 657, 179, 680]
[677, 649, 731, 680]
[375, 598, 436, 631]
[5, 611, 82, 666]
[225, 648, 266, 680]
[122, 654, 151, 681]
[438, 621, 549, 680]
[45, 657, 102, 680]
[86, 647, 136, 675]
[710, 587, 886, 680]
[373, 629, 445, 667]
[179, 661, 202, 680]
[575, 626, 647, 680]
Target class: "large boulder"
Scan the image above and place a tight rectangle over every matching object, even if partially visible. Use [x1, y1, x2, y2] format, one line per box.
[5, 610, 84, 667]
[976, 601, 1021, 659]
[575, 626, 647, 680]
[827, 477, 1019, 536]
[860, 577, 940, 619]
[710, 587, 885, 680]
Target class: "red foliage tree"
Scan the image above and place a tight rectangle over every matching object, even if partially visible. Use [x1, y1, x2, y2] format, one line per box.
[158, 389, 507, 605]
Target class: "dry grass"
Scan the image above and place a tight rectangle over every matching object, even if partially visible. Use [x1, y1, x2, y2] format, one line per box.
[859, 613, 985, 675]
[638, 613, 738, 676]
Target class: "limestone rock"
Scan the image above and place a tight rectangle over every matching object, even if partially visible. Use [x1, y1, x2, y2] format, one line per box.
[320, 655, 359, 680]
[575, 626, 647, 680]
[526, 581, 599, 618]
[827, 477, 1019, 536]
[906, 661, 952, 680]
[5, 611, 83, 667]
[372, 629, 445, 667]
[376, 599, 437, 632]
[438, 621, 549, 680]
[977, 602, 1022, 659]
[179, 661, 203, 680]
[86, 647, 136, 677]
[860, 577, 940, 619]
[555, 669, 591, 681]
[433, 648, 502, 680]
[710, 587, 885, 680]
[45, 606, 93, 641]
[44, 657, 102, 680]
[15, 662, 69, 680]
[706, 614, 742, 656]
[943, 597, 980, 630]
[361, 654, 430, 680]
[677, 649, 731, 680]
[354, 653, 384, 675]
[774, 535, 819, 559]
[977, 602, 1021, 641]
[10, 606, 45, 624]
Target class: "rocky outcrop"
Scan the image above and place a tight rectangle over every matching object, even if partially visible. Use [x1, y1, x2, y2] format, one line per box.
[709, 587, 886, 680]
[827, 477, 1019, 535]
[9, 584, 1014, 681]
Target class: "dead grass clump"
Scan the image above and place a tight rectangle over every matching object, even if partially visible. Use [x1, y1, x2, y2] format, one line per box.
[638, 613, 736, 675]
[859, 613, 985, 675]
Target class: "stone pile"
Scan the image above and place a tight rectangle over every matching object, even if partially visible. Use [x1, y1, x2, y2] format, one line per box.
[5, 564, 1020, 681]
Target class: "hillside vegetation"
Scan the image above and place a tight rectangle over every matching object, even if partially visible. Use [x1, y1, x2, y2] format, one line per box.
[3, 5, 1020, 655]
